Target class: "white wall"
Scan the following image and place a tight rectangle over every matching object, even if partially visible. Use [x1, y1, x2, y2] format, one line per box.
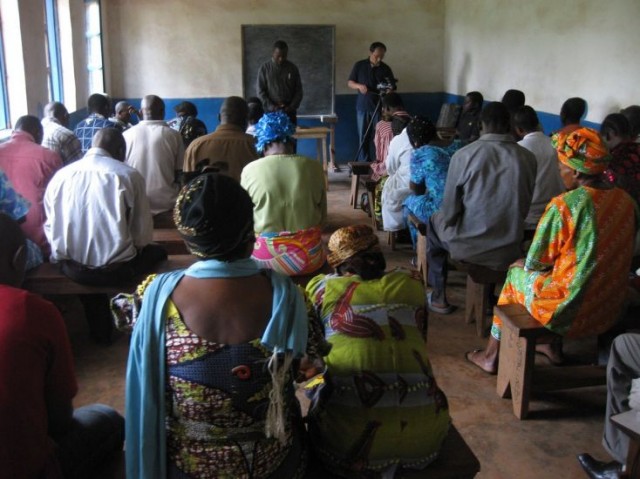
[443, 0, 640, 123]
[103, 0, 445, 98]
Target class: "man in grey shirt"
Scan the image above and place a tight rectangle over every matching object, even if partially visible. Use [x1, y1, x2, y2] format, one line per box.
[427, 102, 537, 313]
[514, 106, 565, 233]
[256, 40, 303, 125]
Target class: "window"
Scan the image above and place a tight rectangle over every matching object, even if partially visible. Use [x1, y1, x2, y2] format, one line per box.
[44, 0, 64, 102]
[0, 0, 27, 127]
[85, 0, 104, 94]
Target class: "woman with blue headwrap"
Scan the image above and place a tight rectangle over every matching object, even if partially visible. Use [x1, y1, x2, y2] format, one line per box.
[241, 111, 327, 276]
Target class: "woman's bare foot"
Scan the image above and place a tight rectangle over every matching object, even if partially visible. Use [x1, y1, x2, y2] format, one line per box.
[535, 342, 565, 365]
[465, 349, 498, 374]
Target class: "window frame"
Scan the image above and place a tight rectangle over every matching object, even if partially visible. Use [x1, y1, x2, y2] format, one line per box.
[0, 26, 9, 130]
[85, 0, 104, 94]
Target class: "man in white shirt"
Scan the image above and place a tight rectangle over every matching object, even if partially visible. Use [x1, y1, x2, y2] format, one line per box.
[44, 128, 166, 286]
[123, 95, 184, 226]
[514, 106, 565, 233]
[41, 102, 83, 165]
[381, 127, 413, 231]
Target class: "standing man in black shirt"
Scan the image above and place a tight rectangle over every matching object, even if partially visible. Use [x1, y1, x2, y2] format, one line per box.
[257, 40, 303, 125]
[348, 41, 396, 162]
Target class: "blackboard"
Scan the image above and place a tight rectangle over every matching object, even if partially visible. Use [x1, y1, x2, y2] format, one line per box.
[242, 25, 335, 117]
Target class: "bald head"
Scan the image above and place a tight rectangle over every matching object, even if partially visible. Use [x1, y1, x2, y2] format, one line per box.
[220, 96, 249, 128]
[15, 115, 44, 144]
[0, 214, 27, 287]
[92, 128, 126, 162]
[141, 95, 165, 120]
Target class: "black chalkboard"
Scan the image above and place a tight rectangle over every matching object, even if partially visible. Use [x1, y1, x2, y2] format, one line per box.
[242, 25, 335, 117]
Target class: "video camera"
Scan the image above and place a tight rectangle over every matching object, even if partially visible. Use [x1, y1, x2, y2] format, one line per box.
[376, 77, 397, 94]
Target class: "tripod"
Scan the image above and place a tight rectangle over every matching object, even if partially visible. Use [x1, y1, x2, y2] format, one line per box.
[352, 92, 385, 164]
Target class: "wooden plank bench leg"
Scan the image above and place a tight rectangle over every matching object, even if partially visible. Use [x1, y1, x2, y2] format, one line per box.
[416, 229, 428, 287]
[464, 275, 479, 325]
[349, 173, 359, 207]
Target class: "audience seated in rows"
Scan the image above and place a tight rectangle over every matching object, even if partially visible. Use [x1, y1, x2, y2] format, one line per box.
[426, 102, 537, 314]
[109, 100, 135, 131]
[456, 91, 484, 143]
[241, 111, 327, 276]
[557, 97, 587, 135]
[45, 128, 166, 286]
[0, 214, 124, 478]
[0, 115, 63, 258]
[183, 96, 258, 181]
[245, 96, 264, 136]
[305, 224, 450, 477]
[168, 100, 208, 148]
[0, 169, 44, 269]
[467, 127, 637, 373]
[115, 172, 328, 478]
[514, 105, 566, 233]
[380, 119, 414, 232]
[403, 116, 461, 247]
[74, 93, 119, 153]
[601, 113, 640, 206]
[41, 101, 83, 165]
[124, 95, 184, 222]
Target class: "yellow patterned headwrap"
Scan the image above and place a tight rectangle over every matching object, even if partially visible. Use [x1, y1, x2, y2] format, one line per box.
[552, 127, 610, 175]
[327, 225, 381, 269]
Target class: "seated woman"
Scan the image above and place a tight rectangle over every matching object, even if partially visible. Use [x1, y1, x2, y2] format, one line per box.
[402, 116, 461, 247]
[241, 111, 327, 276]
[114, 173, 328, 478]
[601, 113, 640, 206]
[305, 225, 451, 477]
[467, 127, 638, 374]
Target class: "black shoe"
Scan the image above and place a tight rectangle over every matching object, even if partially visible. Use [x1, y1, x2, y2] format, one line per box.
[577, 453, 622, 479]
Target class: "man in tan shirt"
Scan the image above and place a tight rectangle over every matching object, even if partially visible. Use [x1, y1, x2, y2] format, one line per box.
[183, 96, 259, 180]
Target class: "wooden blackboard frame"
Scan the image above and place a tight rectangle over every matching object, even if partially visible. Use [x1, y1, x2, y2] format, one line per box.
[242, 24, 335, 118]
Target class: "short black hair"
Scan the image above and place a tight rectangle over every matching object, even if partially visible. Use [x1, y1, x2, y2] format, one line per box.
[560, 97, 586, 125]
[273, 40, 288, 51]
[15, 115, 43, 138]
[514, 105, 539, 132]
[174, 101, 198, 117]
[501, 90, 525, 113]
[621, 105, 640, 138]
[247, 98, 264, 126]
[601, 113, 630, 139]
[382, 92, 404, 110]
[87, 93, 109, 113]
[480, 102, 511, 133]
[369, 41, 387, 52]
[466, 91, 484, 108]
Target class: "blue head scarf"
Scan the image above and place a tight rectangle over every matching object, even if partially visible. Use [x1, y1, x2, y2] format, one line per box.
[254, 111, 296, 153]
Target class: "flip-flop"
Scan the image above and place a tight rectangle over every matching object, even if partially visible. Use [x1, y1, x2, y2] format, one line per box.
[427, 291, 455, 315]
[465, 349, 497, 375]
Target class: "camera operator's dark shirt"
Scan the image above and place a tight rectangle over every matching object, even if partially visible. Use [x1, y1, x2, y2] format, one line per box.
[348, 59, 395, 113]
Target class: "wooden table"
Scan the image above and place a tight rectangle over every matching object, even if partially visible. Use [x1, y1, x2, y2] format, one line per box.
[611, 410, 640, 477]
[294, 126, 330, 190]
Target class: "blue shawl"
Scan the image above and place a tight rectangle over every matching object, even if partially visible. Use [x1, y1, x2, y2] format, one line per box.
[125, 258, 308, 479]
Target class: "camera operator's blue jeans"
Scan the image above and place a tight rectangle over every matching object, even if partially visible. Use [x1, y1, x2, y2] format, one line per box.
[356, 109, 380, 162]
[53, 404, 125, 477]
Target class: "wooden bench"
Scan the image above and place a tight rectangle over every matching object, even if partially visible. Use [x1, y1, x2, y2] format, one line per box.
[494, 304, 606, 419]
[23, 255, 198, 296]
[347, 161, 371, 209]
[152, 229, 188, 255]
[304, 424, 479, 478]
[611, 410, 640, 478]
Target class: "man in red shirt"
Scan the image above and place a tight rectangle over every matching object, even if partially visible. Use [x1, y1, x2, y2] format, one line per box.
[0, 214, 124, 477]
[0, 115, 63, 257]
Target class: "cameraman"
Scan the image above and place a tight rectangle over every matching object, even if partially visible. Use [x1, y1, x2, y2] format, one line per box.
[348, 41, 396, 162]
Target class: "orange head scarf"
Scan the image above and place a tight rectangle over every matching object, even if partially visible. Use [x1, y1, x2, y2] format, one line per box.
[552, 127, 610, 175]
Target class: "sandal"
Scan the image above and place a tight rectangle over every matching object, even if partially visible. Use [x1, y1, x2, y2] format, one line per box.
[427, 291, 455, 315]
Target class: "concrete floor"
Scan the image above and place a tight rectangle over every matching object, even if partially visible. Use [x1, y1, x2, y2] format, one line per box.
[61, 170, 611, 478]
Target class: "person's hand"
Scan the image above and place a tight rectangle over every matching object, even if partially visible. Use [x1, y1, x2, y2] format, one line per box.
[357, 84, 368, 95]
[509, 258, 526, 269]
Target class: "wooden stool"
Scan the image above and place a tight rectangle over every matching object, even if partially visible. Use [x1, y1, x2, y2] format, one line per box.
[347, 161, 371, 209]
[364, 179, 378, 230]
[494, 304, 606, 419]
[407, 213, 428, 286]
[611, 411, 640, 478]
[458, 264, 506, 337]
